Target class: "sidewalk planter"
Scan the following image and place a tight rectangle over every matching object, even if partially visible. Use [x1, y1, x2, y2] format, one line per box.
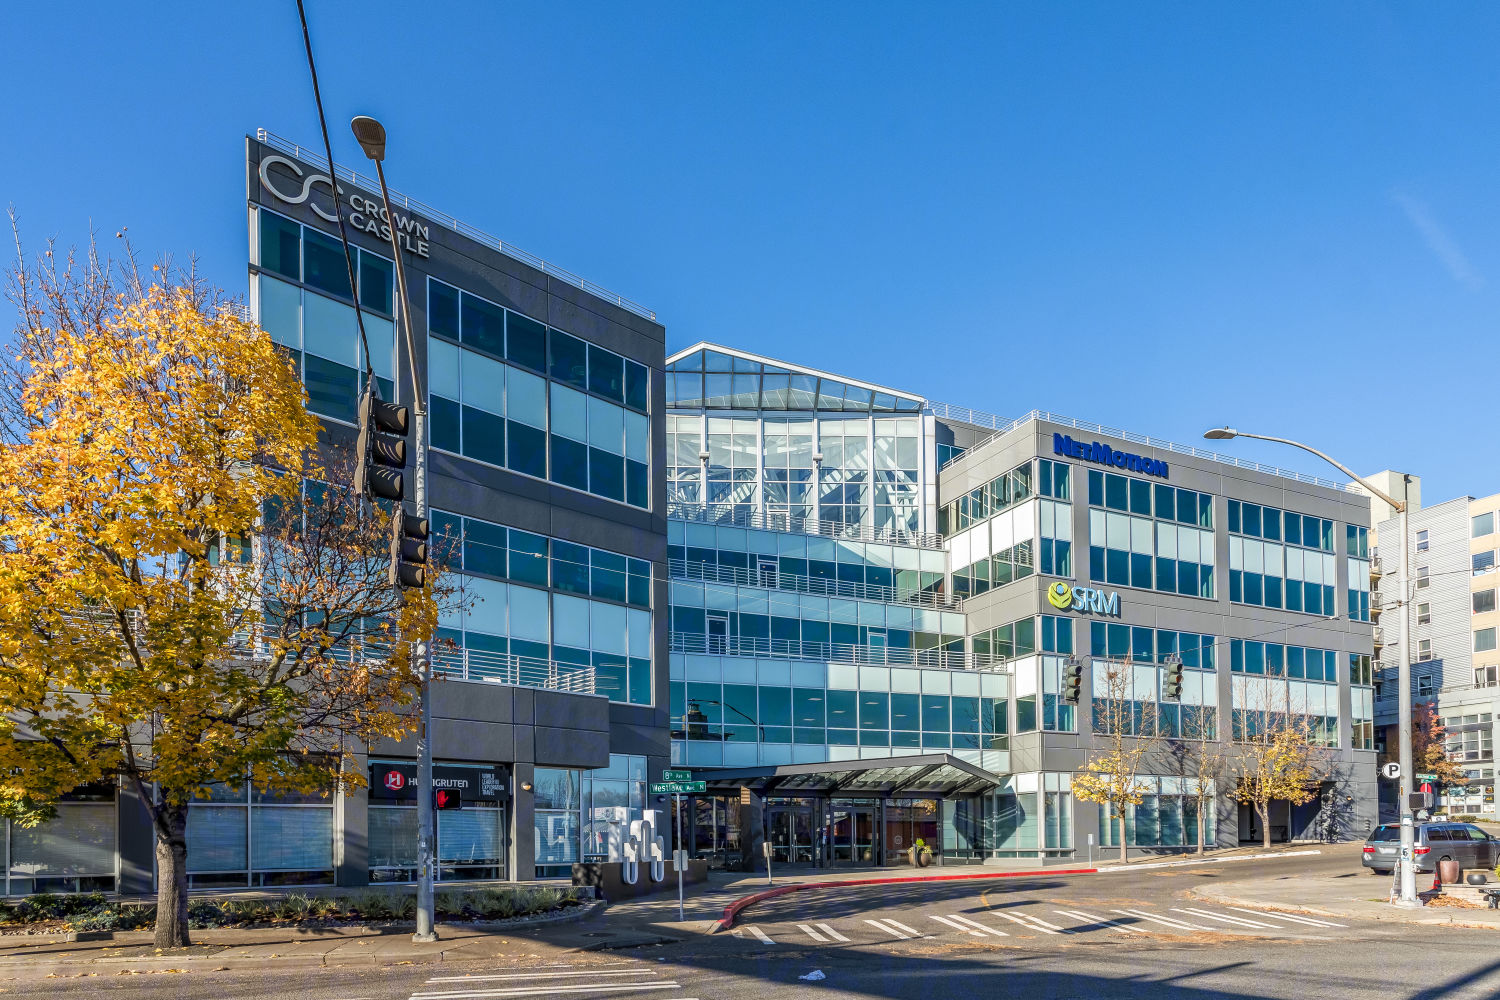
[907, 846, 936, 868]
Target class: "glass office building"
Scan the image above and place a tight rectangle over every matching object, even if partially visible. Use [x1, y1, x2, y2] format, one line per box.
[664, 343, 1378, 864]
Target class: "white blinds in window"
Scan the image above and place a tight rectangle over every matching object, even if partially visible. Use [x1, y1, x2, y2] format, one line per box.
[251, 807, 333, 871]
[9, 804, 116, 876]
[438, 809, 503, 864]
[185, 805, 248, 872]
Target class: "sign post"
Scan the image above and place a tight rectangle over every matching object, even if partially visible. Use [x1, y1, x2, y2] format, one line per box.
[675, 792, 684, 921]
[762, 840, 774, 887]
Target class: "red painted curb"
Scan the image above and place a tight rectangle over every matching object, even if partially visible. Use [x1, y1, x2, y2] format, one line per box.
[711, 867, 1098, 932]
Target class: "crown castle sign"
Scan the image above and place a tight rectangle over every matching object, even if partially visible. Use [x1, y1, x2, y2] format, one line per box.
[257, 154, 432, 258]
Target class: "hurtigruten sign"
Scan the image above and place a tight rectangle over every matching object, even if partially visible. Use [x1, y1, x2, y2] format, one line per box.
[257, 153, 432, 258]
[1053, 433, 1168, 478]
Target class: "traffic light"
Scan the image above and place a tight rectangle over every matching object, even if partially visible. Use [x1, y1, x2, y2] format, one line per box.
[389, 507, 430, 589]
[1062, 656, 1084, 704]
[1163, 654, 1184, 701]
[433, 788, 462, 810]
[353, 383, 409, 502]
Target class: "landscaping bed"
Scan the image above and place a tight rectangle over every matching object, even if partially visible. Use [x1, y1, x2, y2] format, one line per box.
[0, 887, 589, 935]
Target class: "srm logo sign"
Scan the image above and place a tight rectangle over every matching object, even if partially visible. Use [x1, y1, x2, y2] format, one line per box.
[1047, 581, 1120, 616]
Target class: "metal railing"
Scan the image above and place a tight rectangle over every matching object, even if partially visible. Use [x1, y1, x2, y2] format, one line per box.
[926, 401, 1013, 432]
[668, 503, 945, 549]
[430, 646, 598, 695]
[670, 631, 1010, 673]
[669, 558, 956, 610]
[256, 130, 656, 322]
[928, 408, 1364, 494]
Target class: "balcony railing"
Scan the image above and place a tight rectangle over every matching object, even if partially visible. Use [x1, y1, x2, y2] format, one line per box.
[669, 558, 956, 610]
[670, 631, 1010, 673]
[668, 503, 945, 549]
[430, 646, 598, 695]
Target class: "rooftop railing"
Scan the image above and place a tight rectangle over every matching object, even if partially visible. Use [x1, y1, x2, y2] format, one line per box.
[929, 407, 1364, 494]
[256, 130, 657, 322]
[670, 631, 1011, 673]
[668, 503, 945, 550]
[669, 558, 956, 611]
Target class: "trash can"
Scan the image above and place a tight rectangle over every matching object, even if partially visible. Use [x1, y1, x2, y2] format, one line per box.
[1437, 858, 1462, 884]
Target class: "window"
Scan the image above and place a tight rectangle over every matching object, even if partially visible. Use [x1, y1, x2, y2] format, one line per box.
[1089, 472, 1215, 599]
[1416, 675, 1434, 697]
[1417, 566, 1430, 590]
[427, 277, 649, 510]
[1227, 500, 1336, 615]
[1475, 512, 1495, 538]
[1416, 530, 1429, 552]
[1475, 665, 1498, 688]
[1477, 628, 1498, 653]
[1476, 589, 1497, 615]
[1418, 639, 1433, 662]
[1418, 603, 1431, 625]
[1475, 551, 1497, 575]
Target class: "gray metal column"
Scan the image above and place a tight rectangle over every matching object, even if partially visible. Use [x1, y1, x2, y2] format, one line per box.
[336, 753, 370, 888]
[511, 763, 536, 881]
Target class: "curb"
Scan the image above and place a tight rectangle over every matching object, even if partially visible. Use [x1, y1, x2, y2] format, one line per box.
[0, 899, 607, 975]
[710, 868, 1097, 932]
[1186, 886, 1500, 931]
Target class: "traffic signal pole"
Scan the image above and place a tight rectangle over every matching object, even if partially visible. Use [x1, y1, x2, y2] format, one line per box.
[358, 134, 436, 941]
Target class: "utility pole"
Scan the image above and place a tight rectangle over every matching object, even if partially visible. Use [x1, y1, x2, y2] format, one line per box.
[1202, 427, 1417, 906]
[351, 116, 438, 940]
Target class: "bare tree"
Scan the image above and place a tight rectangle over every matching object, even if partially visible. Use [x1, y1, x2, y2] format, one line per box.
[1227, 677, 1325, 849]
[1159, 700, 1227, 855]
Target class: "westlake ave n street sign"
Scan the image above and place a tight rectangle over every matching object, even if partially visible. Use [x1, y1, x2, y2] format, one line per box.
[652, 781, 707, 794]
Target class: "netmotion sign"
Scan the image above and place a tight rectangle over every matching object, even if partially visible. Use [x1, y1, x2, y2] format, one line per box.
[257, 153, 432, 258]
[1053, 433, 1168, 479]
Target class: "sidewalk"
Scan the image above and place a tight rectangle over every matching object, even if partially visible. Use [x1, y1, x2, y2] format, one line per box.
[1189, 874, 1500, 929]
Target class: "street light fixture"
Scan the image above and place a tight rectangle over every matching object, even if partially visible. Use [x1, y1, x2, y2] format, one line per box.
[1203, 426, 1417, 907]
[351, 115, 438, 940]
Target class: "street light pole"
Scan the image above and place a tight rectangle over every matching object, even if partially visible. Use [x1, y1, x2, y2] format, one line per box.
[351, 116, 438, 939]
[1203, 427, 1417, 907]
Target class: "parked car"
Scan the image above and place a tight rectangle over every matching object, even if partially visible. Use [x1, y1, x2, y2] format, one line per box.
[1362, 822, 1499, 875]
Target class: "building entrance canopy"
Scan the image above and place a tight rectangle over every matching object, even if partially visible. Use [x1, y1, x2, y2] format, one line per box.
[695, 753, 1002, 798]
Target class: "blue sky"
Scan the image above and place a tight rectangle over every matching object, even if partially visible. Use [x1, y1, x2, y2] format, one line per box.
[4, 2, 1496, 504]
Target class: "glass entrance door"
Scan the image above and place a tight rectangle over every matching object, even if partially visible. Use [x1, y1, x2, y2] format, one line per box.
[767, 798, 815, 863]
[828, 799, 877, 865]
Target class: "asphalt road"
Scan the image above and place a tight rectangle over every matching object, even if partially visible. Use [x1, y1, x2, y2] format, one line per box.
[9, 846, 1499, 1000]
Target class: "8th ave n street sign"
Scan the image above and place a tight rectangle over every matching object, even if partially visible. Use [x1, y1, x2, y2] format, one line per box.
[651, 781, 707, 794]
[662, 769, 693, 781]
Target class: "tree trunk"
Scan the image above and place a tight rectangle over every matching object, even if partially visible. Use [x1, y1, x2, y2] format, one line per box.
[1117, 807, 1128, 864]
[1196, 796, 1207, 855]
[1258, 802, 1271, 850]
[153, 800, 192, 948]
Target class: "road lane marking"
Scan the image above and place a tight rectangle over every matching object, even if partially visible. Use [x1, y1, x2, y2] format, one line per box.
[990, 910, 1061, 935]
[1054, 909, 1142, 934]
[944, 913, 1009, 937]
[411, 984, 679, 1000]
[1112, 908, 1209, 931]
[425, 972, 658, 984]
[884, 918, 924, 937]
[865, 918, 914, 939]
[797, 923, 829, 942]
[816, 922, 851, 942]
[744, 925, 774, 943]
[1173, 907, 1277, 929]
[1224, 907, 1346, 928]
[929, 914, 987, 936]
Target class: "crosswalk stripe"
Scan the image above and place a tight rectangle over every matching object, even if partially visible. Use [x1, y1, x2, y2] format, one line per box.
[1054, 909, 1142, 934]
[865, 918, 913, 939]
[744, 925, 774, 944]
[1112, 908, 1208, 931]
[797, 923, 828, 942]
[991, 910, 1061, 935]
[1173, 907, 1277, 929]
[411, 983, 680, 1000]
[425, 972, 657, 985]
[815, 922, 851, 942]
[1224, 906, 1346, 928]
[944, 913, 1009, 938]
[929, 914, 987, 936]
[884, 918, 924, 937]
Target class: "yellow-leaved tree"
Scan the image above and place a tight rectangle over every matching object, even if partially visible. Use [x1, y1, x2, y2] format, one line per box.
[0, 233, 440, 947]
[1072, 658, 1160, 863]
[1227, 677, 1324, 849]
